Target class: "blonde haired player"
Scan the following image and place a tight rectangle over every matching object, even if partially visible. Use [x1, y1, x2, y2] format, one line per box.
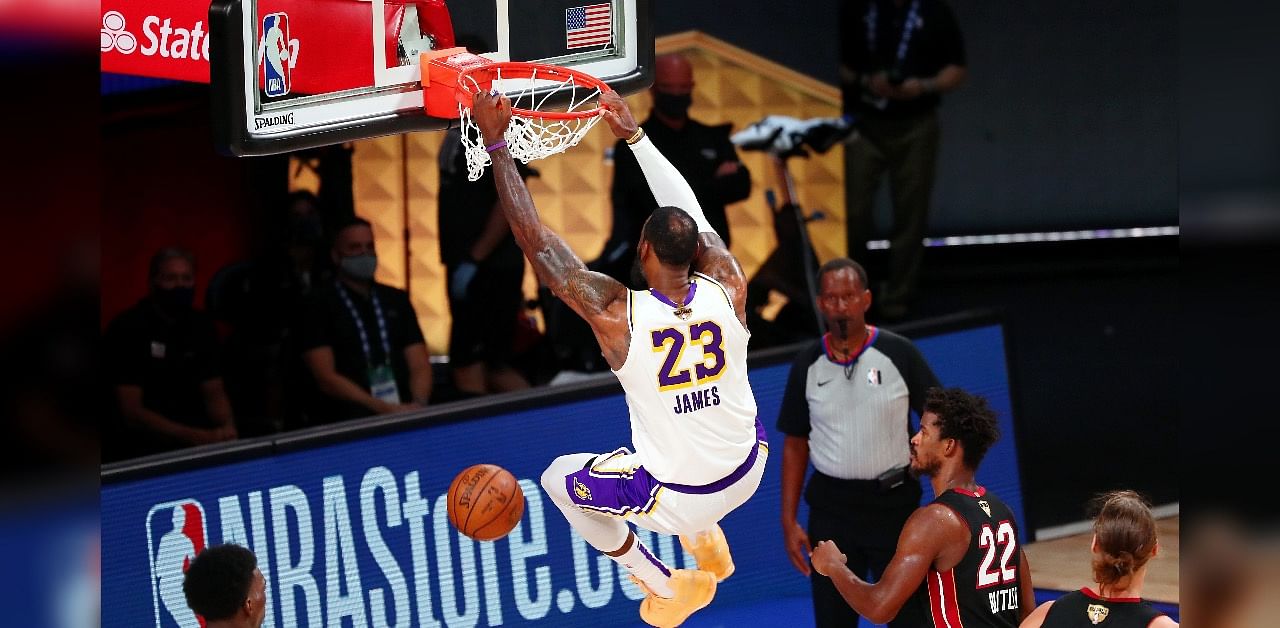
[471, 89, 766, 627]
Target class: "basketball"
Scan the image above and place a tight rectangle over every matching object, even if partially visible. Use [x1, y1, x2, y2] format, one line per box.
[447, 464, 525, 541]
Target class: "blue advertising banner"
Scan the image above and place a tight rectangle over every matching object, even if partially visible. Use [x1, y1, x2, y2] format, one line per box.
[102, 323, 1022, 627]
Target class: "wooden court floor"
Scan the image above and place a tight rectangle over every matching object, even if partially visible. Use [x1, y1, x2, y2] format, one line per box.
[1024, 516, 1178, 603]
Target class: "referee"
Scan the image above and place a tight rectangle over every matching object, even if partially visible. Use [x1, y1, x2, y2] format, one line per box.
[777, 257, 940, 627]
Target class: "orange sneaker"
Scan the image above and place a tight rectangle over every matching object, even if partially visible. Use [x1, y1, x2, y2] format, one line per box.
[630, 570, 717, 628]
[680, 524, 735, 582]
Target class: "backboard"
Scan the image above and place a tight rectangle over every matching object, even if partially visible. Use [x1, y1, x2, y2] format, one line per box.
[210, 0, 653, 156]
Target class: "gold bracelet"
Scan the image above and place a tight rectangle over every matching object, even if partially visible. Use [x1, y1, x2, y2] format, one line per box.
[625, 128, 645, 145]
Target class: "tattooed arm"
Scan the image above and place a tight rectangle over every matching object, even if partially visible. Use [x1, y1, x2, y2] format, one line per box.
[471, 91, 631, 367]
[598, 91, 749, 326]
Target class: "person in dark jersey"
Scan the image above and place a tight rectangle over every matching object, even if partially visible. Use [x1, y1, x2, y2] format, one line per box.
[811, 387, 1035, 626]
[1020, 490, 1178, 628]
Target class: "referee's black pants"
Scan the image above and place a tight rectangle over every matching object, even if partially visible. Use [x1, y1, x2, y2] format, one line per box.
[805, 470, 923, 627]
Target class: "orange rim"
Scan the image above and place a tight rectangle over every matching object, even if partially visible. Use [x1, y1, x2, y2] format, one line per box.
[456, 61, 613, 120]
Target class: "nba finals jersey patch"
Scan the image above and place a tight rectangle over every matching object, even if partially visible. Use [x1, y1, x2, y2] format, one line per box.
[979, 500, 992, 517]
[574, 478, 592, 501]
[1086, 604, 1109, 624]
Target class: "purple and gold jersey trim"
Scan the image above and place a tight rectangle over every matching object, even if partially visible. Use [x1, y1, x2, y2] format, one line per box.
[563, 419, 767, 516]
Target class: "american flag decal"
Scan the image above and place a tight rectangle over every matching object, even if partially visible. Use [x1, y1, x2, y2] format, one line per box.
[565, 3, 612, 49]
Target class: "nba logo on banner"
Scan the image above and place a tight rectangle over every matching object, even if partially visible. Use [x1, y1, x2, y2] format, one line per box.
[261, 12, 291, 97]
[146, 499, 209, 628]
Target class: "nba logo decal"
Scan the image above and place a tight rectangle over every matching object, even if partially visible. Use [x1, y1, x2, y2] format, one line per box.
[261, 12, 291, 97]
[146, 499, 209, 628]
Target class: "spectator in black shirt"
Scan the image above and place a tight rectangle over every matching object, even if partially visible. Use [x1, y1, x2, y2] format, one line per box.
[438, 126, 534, 396]
[299, 217, 432, 423]
[597, 53, 751, 284]
[841, 0, 967, 319]
[208, 190, 328, 435]
[104, 247, 237, 461]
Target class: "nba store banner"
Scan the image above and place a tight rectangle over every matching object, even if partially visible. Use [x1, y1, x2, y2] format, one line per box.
[102, 322, 1025, 627]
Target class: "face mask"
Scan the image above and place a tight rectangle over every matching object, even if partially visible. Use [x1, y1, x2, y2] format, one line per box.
[340, 253, 378, 281]
[652, 91, 692, 120]
[155, 286, 195, 312]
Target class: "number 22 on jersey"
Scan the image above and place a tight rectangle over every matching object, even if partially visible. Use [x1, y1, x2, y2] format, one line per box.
[651, 321, 726, 391]
[977, 521, 1018, 587]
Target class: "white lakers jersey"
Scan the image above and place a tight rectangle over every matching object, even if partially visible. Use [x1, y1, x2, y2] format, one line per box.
[612, 272, 758, 484]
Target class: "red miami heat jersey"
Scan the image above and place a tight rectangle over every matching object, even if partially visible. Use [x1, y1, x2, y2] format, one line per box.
[911, 487, 1025, 627]
[611, 272, 757, 485]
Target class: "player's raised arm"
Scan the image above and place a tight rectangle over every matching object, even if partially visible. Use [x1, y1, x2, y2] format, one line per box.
[471, 91, 627, 332]
[599, 92, 748, 319]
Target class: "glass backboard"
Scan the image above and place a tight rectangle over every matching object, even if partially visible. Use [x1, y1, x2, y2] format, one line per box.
[210, 0, 653, 156]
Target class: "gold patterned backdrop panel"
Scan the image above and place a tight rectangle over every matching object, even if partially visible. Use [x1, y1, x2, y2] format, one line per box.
[329, 31, 846, 356]
[353, 136, 407, 290]
[403, 132, 449, 355]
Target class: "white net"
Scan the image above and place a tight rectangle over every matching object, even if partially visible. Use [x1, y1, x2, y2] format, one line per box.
[458, 66, 606, 181]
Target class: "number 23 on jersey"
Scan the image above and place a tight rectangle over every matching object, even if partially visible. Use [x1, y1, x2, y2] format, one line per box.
[650, 321, 726, 391]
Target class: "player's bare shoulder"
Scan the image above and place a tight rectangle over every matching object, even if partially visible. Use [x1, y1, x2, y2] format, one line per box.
[694, 233, 748, 325]
[899, 502, 971, 570]
[563, 264, 628, 319]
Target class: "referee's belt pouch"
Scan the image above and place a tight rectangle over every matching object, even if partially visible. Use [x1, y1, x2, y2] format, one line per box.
[877, 466, 909, 492]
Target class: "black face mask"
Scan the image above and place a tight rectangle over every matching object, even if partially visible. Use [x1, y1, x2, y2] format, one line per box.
[652, 91, 692, 120]
[155, 286, 195, 313]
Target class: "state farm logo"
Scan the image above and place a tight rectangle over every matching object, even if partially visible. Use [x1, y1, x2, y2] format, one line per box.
[146, 499, 209, 628]
[101, 8, 301, 79]
[101, 11, 137, 54]
[100, 10, 211, 61]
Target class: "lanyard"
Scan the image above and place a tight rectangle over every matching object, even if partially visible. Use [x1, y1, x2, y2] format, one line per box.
[865, 0, 923, 65]
[335, 281, 392, 367]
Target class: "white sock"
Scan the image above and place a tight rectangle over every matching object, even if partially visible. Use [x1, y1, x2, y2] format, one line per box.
[613, 535, 675, 598]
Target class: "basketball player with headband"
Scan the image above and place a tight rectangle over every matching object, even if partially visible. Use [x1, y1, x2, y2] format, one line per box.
[471, 88, 765, 627]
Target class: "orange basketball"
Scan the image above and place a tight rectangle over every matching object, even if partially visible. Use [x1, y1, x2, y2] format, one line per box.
[446, 464, 525, 541]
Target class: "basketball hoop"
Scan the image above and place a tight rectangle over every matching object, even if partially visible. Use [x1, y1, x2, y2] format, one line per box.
[422, 48, 611, 180]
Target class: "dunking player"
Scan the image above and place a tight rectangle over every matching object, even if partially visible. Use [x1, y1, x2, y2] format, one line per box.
[471, 90, 766, 627]
[811, 387, 1036, 626]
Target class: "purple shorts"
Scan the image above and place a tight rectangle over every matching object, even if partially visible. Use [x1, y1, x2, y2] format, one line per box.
[564, 419, 767, 520]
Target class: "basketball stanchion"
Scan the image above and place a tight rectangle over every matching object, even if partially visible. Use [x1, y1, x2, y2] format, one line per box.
[422, 48, 612, 180]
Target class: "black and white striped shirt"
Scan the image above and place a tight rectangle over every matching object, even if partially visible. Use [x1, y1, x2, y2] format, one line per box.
[777, 327, 939, 480]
